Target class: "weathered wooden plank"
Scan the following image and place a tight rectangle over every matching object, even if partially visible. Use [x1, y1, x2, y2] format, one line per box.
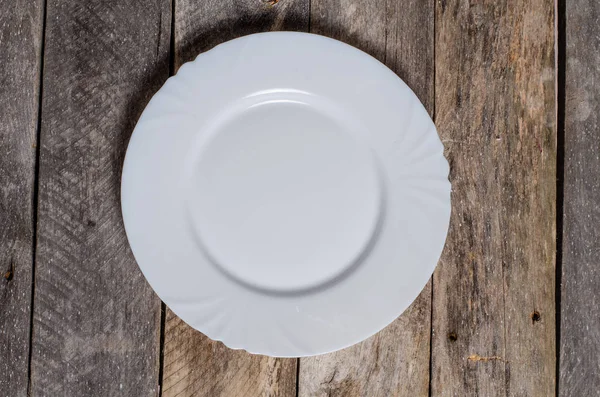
[299, 1, 434, 396]
[174, 0, 309, 74]
[432, 0, 556, 395]
[560, 0, 600, 394]
[30, 1, 170, 395]
[162, 1, 308, 396]
[162, 311, 297, 397]
[0, 0, 44, 396]
[299, 295, 432, 397]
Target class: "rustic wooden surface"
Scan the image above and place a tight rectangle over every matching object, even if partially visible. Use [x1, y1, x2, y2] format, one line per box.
[299, 295, 432, 397]
[161, 1, 308, 396]
[432, 0, 556, 396]
[298, 0, 434, 396]
[174, 0, 309, 72]
[560, 0, 600, 394]
[163, 311, 297, 397]
[0, 1, 44, 396]
[29, 0, 170, 395]
[7, 0, 600, 395]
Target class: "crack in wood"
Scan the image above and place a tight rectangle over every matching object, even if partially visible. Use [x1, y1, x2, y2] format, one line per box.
[467, 354, 504, 363]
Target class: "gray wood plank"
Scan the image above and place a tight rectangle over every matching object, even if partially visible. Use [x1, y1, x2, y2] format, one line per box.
[299, 1, 434, 395]
[174, 0, 309, 73]
[162, 311, 297, 397]
[29, 1, 171, 395]
[0, 0, 44, 396]
[560, 0, 600, 394]
[432, 0, 556, 395]
[162, 1, 308, 396]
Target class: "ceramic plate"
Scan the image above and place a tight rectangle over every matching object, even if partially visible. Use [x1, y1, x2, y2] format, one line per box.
[121, 32, 450, 357]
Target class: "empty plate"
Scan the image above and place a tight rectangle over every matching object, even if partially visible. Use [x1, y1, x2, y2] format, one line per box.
[121, 32, 450, 357]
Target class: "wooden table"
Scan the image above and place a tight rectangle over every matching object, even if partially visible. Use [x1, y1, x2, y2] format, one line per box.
[0, 0, 597, 395]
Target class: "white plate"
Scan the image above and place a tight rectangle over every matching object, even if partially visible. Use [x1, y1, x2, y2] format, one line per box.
[121, 32, 450, 357]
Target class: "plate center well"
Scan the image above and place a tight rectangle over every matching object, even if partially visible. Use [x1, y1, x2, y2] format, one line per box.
[187, 97, 383, 293]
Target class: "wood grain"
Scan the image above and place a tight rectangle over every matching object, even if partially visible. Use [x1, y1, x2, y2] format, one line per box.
[29, 1, 170, 395]
[299, 1, 434, 396]
[560, 0, 600, 394]
[174, 0, 309, 73]
[162, 1, 308, 396]
[162, 310, 297, 397]
[0, 0, 44, 396]
[299, 293, 432, 397]
[432, 0, 556, 395]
